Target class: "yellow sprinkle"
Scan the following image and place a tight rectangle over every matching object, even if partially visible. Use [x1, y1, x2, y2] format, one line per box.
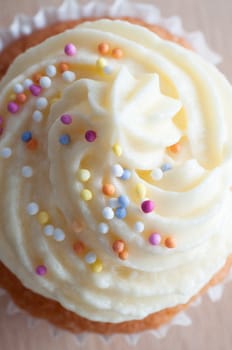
[136, 183, 146, 199]
[96, 58, 107, 69]
[91, 259, 103, 273]
[112, 143, 122, 157]
[77, 169, 91, 182]
[81, 189, 93, 201]
[37, 211, 49, 225]
[9, 93, 16, 101]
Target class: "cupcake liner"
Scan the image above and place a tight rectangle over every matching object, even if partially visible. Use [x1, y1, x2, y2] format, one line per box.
[0, 0, 226, 345]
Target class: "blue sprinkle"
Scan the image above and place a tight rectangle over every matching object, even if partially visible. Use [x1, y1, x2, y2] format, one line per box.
[118, 195, 130, 208]
[115, 207, 127, 219]
[21, 131, 32, 143]
[120, 169, 131, 180]
[59, 134, 71, 145]
[161, 163, 172, 172]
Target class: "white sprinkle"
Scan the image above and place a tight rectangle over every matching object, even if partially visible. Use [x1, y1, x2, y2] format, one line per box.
[0, 147, 12, 159]
[32, 110, 43, 122]
[27, 202, 39, 215]
[103, 66, 114, 75]
[62, 71, 76, 83]
[21, 166, 33, 178]
[44, 225, 54, 237]
[102, 207, 114, 220]
[85, 252, 97, 264]
[151, 168, 163, 181]
[98, 222, 109, 234]
[36, 97, 48, 110]
[112, 164, 124, 177]
[134, 221, 144, 233]
[108, 198, 119, 208]
[46, 65, 57, 77]
[39, 76, 52, 89]
[53, 228, 65, 241]
[13, 83, 24, 94]
[23, 79, 33, 89]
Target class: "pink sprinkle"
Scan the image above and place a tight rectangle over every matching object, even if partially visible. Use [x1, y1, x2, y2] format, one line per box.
[29, 84, 42, 96]
[149, 233, 161, 245]
[85, 130, 97, 142]
[0, 116, 3, 125]
[64, 43, 77, 56]
[141, 200, 155, 213]
[60, 114, 72, 125]
[8, 101, 19, 114]
[35, 265, 47, 276]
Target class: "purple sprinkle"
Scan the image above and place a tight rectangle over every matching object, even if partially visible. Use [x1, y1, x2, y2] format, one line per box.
[60, 114, 72, 125]
[85, 130, 97, 142]
[29, 84, 42, 96]
[8, 101, 19, 114]
[141, 200, 155, 214]
[35, 265, 47, 276]
[149, 233, 161, 246]
[64, 43, 77, 56]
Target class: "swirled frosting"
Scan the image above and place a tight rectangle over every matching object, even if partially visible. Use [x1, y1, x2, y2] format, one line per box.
[1, 19, 232, 323]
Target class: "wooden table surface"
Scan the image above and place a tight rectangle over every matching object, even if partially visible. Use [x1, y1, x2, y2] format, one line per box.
[0, 1, 232, 349]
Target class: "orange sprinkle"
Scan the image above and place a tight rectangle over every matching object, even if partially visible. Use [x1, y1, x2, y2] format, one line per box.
[102, 184, 115, 196]
[119, 249, 129, 260]
[59, 63, 70, 73]
[73, 241, 86, 256]
[112, 48, 124, 59]
[98, 42, 110, 55]
[16, 93, 27, 104]
[26, 139, 38, 150]
[168, 142, 181, 153]
[164, 236, 176, 249]
[112, 239, 125, 253]
[33, 72, 42, 84]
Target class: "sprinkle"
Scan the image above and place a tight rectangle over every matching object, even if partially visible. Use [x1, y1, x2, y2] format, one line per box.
[21, 166, 33, 178]
[23, 79, 33, 89]
[103, 65, 114, 75]
[0, 147, 12, 158]
[164, 236, 176, 249]
[44, 225, 54, 237]
[85, 252, 97, 264]
[73, 241, 86, 255]
[29, 84, 42, 96]
[136, 183, 146, 199]
[40, 76, 52, 89]
[120, 169, 132, 180]
[118, 195, 130, 208]
[98, 222, 109, 234]
[16, 93, 27, 104]
[161, 163, 172, 172]
[54, 228, 65, 242]
[59, 134, 71, 145]
[36, 97, 48, 110]
[32, 110, 43, 122]
[33, 72, 42, 84]
[149, 233, 161, 246]
[112, 48, 124, 59]
[85, 130, 96, 142]
[141, 200, 155, 214]
[26, 139, 38, 150]
[59, 63, 70, 73]
[0, 116, 3, 125]
[64, 43, 77, 56]
[9, 93, 16, 101]
[102, 207, 114, 220]
[134, 221, 144, 233]
[168, 142, 181, 153]
[8, 101, 19, 114]
[91, 259, 103, 273]
[151, 168, 163, 181]
[109, 198, 119, 208]
[98, 42, 110, 55]
[77, 169, 91, 182]
[46, 65, 57, 77]
[115, 207, 127, 219]
[21, 131, 32, 143]
[60, 114, 72, 125]
[13, 83, 24, 94]
[35, 265, 47, 276]
[112, 240, 125, 253]
[112, 164, 124, 177]
[80, 189, 93, 201]
[37, 211, 49, 225]
[27, 202, 39, 215]
[119, 249, 128, 260]
[102, 184, 115, 196]
[62, 71, 76, 82]
[112, 143, 122, 156]
[96, 58, 107, 69]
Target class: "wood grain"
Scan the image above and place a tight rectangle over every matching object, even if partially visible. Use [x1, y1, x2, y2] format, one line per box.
[0, 0, 232, 349]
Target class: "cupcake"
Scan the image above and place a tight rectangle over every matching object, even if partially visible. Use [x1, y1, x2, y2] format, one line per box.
[0, 17, 232, 335]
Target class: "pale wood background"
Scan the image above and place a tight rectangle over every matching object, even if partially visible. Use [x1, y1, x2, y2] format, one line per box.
[0, 1, 232, 349]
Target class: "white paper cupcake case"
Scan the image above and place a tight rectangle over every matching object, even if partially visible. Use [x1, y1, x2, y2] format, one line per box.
[0, 0, 227, 345]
